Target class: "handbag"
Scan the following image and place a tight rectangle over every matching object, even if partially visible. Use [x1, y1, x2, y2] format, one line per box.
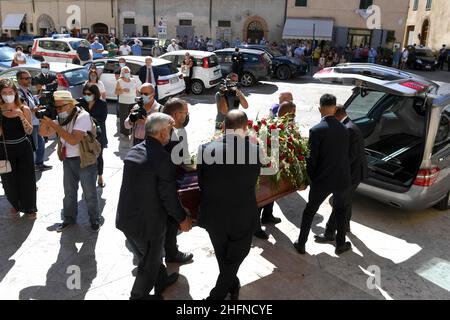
[0, 119, 12, 175]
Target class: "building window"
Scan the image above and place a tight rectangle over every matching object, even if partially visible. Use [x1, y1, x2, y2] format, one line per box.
[179, 19, 192, 26]
[295, 0, 307, 7]
[413, 0, 419, 10]
[359, 0, 373, 9]
[426, 0, 432, 10]
[142, 26, 149, 37]
[218, 20, 231, 28]
[124, 18, 135, 24]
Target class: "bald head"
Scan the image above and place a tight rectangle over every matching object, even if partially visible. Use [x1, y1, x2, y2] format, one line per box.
[279, 92, 293, 104]
[224, 110, 248, 131]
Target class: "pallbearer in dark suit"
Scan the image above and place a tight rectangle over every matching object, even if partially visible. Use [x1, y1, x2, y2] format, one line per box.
[294, 94, 352, 255]
[197, 110, 262, 300]
[315, 106, 368, 242]
[116, 113, 192, 300]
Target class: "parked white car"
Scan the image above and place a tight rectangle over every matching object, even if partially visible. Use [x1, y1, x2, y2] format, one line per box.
[87, 56, 185, 101]
[160, 50, 222, 95]
[31, 36, 107, 63]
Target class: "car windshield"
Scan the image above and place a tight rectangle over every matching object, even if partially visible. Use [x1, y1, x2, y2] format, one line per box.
[266, 48, 283, 57]
[62, 68, 89, 86]
[70, 40, 91, 50]
[0, 48, 14, 61]
[157, 63, 179, 76]
[415, 49, 434, 58]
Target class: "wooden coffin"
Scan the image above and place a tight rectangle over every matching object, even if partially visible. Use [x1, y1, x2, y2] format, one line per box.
[177, 172, 306, 219]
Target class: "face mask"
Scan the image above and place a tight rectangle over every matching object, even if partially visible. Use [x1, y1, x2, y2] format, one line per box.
[123, 73, 131, 79]
[182, 114, 190, 127]
[84, 95, 94, 102]
[142, 95, 152, 104]
[58, 111, 69, 121]
[119, 63, 126, 68]
[95, 40, 99, 43]
[2, 95, 15, 104]
[42, 68, 49, 74]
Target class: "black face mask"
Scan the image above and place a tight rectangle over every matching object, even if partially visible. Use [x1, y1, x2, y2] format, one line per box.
[182, 114, 190, 127]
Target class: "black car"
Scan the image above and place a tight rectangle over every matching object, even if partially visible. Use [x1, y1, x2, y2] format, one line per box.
[407, 46, 439, 71]
[126, 37, 163, 56]
[238, 44, 308, 80]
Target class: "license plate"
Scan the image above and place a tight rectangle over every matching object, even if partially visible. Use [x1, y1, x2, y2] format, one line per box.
[425, 65, 431, 69]
[170, 77, 178, 84]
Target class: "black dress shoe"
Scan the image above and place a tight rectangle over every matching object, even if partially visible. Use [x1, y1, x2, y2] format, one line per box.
[254, 229, 269, 240]
[293, 241, 306, 254]
[335, 242, 352, 255]
[314, 234, 335, 243]
[229, 280, 241, 300]
[155, 272, 179, 295]
[261, 215, 282, 225]
[166, 251, 193, 264]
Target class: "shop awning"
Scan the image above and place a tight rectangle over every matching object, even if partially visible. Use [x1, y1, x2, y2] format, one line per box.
[2, 13, 25, 30]
[282, 18, 334, 41]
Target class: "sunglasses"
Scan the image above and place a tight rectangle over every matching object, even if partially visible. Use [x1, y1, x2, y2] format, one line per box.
[140, 92, 154, 96]
[83, 92, 93, 96]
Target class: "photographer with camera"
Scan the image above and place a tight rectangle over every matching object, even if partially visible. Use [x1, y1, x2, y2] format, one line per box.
[0, 79, 37, 219]
[17, 70, 52, 172]
[215, 73, 248, 130]
[39, 91, 101, 232]
[125, 83, 162, 146]
[34, 62, 58, 95]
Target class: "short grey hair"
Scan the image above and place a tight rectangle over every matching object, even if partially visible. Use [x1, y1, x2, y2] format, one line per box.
[145, 112, 174, 136]
[140, 83, 155, 92]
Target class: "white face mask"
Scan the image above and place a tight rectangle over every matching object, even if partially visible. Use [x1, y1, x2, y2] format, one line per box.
[2, 95, 15, 104]
[123, 73, 131, 79]
[119, 63, 126, 68]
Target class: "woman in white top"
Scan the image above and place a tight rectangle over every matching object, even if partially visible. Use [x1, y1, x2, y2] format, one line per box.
[115, 66, 139, 136]
[85, 70, 106, 100]
[13, 46, 27, 67]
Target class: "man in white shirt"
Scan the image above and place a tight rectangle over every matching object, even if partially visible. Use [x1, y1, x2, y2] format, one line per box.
[39, 91, 101, 233]
[167, 39, 180, 52]
[119, 41, 132, 56]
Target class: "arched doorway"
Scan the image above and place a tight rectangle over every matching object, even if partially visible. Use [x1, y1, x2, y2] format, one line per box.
[92, 23, 108, 35]
[36, 14, 55, 36]
[420, 19, 429, 46]
[243, 16, 269, 44]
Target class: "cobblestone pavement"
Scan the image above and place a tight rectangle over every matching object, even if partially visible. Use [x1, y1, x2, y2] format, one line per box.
[0, 71, 449, 300]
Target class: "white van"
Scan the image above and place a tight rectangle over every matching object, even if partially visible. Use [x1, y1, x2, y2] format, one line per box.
[31, 36, 106, 63]
[160, 50, 222, 95]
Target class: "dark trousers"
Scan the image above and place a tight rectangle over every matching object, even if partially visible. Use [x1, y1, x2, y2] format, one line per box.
[97, 147, 104, 176]
[118, 103, 133, 136]
[184, 78, 191, 94]
[298, 185, 349, 247]
[164, 216, 179, 258]
[207, 228, 253, 300]
[256, 202, 274, 230]
[126, 234, 168, 300]
[324, 183, 359, 237]
[438, 56, 446, 70]
[0, 139, 37, 214]
[448, 57, 450, 72]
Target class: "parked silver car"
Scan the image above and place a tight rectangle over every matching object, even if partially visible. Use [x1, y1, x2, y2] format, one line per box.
[314, 64, 450, 211]
[0, 62, 89, 98]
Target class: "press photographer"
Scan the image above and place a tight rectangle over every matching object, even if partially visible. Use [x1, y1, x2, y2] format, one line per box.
[39, 91, 101, 233]
[124, 83, 162, 146]
[215, 73, 248, 130]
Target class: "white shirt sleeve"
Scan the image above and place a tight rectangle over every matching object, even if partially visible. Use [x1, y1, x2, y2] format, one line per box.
[97, 81, 106, 94]
[73, 111, 93, 133]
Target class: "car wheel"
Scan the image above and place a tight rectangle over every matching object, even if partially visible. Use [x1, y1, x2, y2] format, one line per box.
[191, 80, 204, 95]
[240, 72, 255, 87]
[276, 65, 292, 80]
[434, 191, 450, 211]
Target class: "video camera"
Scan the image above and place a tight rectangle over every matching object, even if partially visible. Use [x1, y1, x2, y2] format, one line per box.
[35, 91, 57, 120]
[129, 97, 148, 123]
[219, 78, 238, 96]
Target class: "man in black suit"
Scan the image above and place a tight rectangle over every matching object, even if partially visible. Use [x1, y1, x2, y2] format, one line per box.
[197, 110, 261, 300]
[315, 106, 368, 242]
[294, 94, 352, 255]
[116, 113, 192, 300]
[33, 62, 58, 94]
[138, 56, 159, 100]
[231, 47, 244, 82]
